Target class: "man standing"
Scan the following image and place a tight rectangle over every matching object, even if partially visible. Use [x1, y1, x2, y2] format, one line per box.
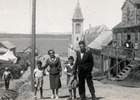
[124, 37, 134, 58]
[74, 41, 96, 100]
[2, 67, 13, 90]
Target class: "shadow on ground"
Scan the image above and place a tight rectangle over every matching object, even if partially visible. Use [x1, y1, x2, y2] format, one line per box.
[42, 95, 69, 99]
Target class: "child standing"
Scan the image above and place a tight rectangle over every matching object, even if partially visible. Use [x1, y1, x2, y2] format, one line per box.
[64, 56, 76, 100]
[33, 60, 44, 99]
[2, 67, 13, 90]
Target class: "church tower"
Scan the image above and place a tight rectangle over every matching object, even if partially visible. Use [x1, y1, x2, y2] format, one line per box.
[72, 1, 84, 49]
[68, 0, 84, 57]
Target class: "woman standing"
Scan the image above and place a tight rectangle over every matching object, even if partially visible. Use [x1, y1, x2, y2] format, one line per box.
[44, 49, 62, 99]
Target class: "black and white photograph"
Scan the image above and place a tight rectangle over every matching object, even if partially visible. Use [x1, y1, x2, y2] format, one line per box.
[0, 0, 140, 100]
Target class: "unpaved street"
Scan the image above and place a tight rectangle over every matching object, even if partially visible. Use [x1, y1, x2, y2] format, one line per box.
[33, 73, 140, 100]
[1, 59, 140, 100]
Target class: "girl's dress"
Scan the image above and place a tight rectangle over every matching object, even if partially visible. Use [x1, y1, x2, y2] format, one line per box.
[64, 63, 75, 88]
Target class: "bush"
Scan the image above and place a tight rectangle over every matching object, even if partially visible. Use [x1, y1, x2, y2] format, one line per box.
[10, 64, 22, 79]
[0, 63, 7, 78]
[0, 62, 29, 79]
[0, 52, 30, 79]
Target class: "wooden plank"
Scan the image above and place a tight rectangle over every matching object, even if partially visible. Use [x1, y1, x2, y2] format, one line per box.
[107, 56, 110, 79]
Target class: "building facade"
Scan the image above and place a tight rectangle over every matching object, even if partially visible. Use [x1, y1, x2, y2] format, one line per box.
[101, 0, 140, 80]
[88, 31, 112, 73]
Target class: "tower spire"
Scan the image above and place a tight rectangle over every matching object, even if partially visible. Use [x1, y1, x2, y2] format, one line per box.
[76, 0, 80, 9]
[73, 0, 84, 20]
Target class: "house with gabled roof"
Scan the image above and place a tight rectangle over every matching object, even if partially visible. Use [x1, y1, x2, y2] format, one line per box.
[101, 0, 140, 81]
[0, 41, 16, 55]
[23, 46, 39, 56]
[88, 31, 113, 73]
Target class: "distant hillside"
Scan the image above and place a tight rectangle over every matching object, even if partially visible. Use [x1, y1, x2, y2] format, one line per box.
[85, 25, 109, 45]
[0, 33, 71, 54]
[0, 32, 71, 38]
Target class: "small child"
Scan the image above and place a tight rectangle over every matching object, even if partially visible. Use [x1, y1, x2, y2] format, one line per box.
[2, 67, 13, 90]
[64, 56, 76, 100]
[33, 60, 44, 99]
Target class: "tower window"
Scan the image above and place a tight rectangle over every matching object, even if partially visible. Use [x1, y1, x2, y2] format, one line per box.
[77, 37, 79, 41]
[127, 35, 131, 40]
[135, 32, 138, 43]
[76, 24, 81, 33]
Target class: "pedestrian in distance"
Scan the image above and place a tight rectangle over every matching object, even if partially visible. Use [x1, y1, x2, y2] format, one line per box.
[2, 67, 13, 90]
[64, 56, 77, 100]
[74, 41, 96, 100]
[44, 49, 62, 99]
[123, 36, 134, 58]
[33, 60, 44, 99]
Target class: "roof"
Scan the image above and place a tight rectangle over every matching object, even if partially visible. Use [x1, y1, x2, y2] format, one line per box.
[0, 47, 8, 53]
[73, 1, 84, 20]
[0, 41, 16, 49]
[23, 46, 39, 55]
[113, 22, 140, 29]
[122, 0, 140, 10]
[113, 22, 122, 29]
[130, 0, 140, 5]
[2, 50, 17, 63]
[0, 55, 9, 62]
[88, 31, 112, 50]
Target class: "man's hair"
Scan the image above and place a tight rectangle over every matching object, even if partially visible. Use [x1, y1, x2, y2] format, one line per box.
[48, 49, 55, 55]
[78, 41, 85, 46]
[37, 60, 42, 65]
[68, 56, 74, 61]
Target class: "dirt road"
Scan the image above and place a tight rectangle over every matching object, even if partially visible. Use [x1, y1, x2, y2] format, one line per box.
[1, 59, 140, 100]
[30, 73, 140, 100]
[1, 73, 140, 100]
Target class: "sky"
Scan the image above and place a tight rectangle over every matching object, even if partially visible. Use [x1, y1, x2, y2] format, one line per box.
[0, 0, 125, 34]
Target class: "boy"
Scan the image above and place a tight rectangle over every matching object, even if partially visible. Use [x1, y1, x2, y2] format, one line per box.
[33, 60, 44, 99]
[2, 67, 13, 90]
[64, 56, 77, 100]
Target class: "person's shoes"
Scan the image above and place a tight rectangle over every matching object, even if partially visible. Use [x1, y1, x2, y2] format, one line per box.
[55, 95, 59, 99]
[91, 96, 97, 100]
[67, 97, 72, 100]
[80, 97, 88, 100]
[51, 95, 55, 99]
[80, 96, 86, 100]
[80, 98, 87, 100]
[92, 98, 97, 100]
[80, 94, 86, 100]
[34, 96, 37, 100]
[73, 96, 76, 99]
[40, 95, 43, 99]
[92, 93, 97, 100]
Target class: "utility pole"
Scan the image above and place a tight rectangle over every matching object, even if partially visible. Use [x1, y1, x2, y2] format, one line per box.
[31, 0, 36, 92]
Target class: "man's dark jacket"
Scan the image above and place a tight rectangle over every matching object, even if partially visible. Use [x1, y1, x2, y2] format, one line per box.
[74, 50, 94, 77]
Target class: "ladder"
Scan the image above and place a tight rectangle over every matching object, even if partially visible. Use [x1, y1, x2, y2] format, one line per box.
[110, 60, 138, 81]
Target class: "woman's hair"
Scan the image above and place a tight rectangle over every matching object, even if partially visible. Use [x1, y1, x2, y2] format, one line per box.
[48, 49, 55, 55]
[68, 56, 74, 61]
[78, 41, 85, 46]
[37, 60, 42, 65]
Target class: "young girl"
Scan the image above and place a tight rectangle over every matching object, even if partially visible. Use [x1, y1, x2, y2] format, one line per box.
[33, 60, 44, 99]
[64, 56, 76, 100]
